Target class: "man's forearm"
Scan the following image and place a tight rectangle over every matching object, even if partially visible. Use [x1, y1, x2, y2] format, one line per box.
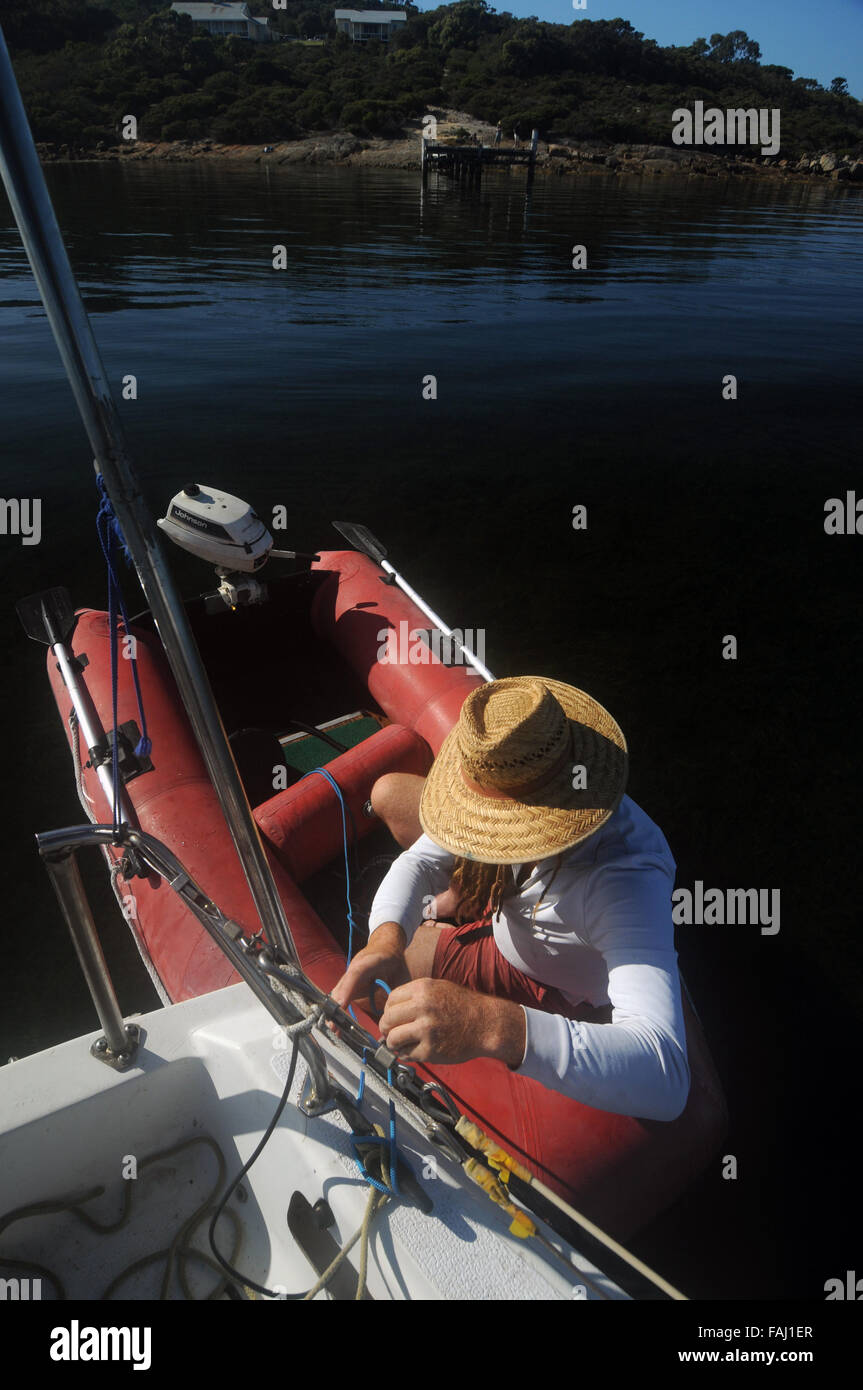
[479, 995, 527, 1068]
[330, 920, 409, 1012]
[367, 921, 407, 953]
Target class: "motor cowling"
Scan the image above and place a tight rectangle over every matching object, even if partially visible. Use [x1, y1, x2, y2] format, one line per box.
[157, 484, 272, 574]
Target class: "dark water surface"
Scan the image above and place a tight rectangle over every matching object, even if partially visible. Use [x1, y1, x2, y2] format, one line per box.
[1, 163, 862, 1298]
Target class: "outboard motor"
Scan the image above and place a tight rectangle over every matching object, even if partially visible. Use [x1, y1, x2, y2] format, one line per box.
[157, 485, 317, 609]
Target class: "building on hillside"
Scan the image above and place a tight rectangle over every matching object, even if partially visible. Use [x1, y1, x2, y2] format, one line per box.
[169, 3, 273, 42]
[334, 10, 408, 42]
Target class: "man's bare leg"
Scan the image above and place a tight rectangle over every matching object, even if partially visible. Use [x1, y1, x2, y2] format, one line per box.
[370, 772, 424, 848]
[403, 921, 447, 980]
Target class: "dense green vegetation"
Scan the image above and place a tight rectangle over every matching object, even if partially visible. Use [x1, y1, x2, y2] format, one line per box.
[1, 0, 861, 154]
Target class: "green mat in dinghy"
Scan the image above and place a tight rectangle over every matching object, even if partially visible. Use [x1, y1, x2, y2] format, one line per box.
[279, 712, 386, 779]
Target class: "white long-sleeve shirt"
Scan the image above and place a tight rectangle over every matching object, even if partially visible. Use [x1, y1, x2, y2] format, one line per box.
[368, 795, 690, 1121]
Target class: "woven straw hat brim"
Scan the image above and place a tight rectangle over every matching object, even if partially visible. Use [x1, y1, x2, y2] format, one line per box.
[419, 678, 628, 865]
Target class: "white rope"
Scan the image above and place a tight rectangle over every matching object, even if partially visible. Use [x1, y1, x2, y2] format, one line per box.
[283, 1008, 323, 1039]
[525, 1173, 686, 1300]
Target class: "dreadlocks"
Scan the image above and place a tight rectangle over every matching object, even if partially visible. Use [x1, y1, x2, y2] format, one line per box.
[449, 854, 564, 925]
[450, 858, 518, 924]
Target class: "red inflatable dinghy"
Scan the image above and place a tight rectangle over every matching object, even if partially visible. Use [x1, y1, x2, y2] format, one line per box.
[46, 551, 725, 1237]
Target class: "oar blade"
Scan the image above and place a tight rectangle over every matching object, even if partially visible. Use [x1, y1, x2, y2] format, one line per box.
[16, 586, 76, 646]
[332, 521, 388, 565]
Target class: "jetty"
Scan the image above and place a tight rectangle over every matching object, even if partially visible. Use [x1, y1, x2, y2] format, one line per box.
[421, 129, 538, 182]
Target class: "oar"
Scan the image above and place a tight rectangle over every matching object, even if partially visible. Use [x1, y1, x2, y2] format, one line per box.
[332, 522, 494, 682]
[16, 587, 136, 825]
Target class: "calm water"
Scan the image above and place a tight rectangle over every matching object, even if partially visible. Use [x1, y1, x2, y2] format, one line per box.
[1, 163, 862, 1297]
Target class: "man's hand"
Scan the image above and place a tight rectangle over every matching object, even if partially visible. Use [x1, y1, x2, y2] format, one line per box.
[330, 922, 409, 1016]
[379, 978, 527, 1068]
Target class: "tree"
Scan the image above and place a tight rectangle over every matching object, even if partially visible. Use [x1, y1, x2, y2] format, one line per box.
[708, 31, 761, 63]
[567, 17, 646, 77]
[501, 29, 567, 79]
[830, 77, 849, 96]
[428, 1, 495, 52]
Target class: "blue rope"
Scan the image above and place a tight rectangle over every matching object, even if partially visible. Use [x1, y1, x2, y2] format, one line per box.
[352, 984, 400, 1199]
[299, 766, 357, 966]
[95, 477, 152, 835]
[384, 1066, 400, 1197]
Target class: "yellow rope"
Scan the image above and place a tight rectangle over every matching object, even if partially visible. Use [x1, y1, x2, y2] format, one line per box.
[454, 1116, 687, 1300]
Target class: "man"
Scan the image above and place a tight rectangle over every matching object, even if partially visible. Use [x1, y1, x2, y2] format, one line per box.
[332, 676, 691, 1122]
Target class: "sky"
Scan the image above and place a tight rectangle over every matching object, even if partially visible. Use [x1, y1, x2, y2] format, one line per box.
[418, 0, 863, 98]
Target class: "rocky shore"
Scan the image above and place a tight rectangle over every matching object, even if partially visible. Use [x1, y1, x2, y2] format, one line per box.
[37, 110, 863, 186]
[545, 141, 863, 183]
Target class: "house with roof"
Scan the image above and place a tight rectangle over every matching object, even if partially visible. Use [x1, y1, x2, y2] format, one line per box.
[334, 10, 408, 42]
[169, 3, 273, 42]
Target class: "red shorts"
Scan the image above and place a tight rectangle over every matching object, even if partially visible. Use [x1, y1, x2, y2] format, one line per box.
[431, 918, 611, 1024]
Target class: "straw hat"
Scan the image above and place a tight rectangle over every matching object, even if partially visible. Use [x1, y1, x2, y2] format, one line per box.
[419, 676, 628, 864]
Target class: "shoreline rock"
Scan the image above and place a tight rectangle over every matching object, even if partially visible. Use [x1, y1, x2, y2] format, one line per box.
[35, 118, 863, 188]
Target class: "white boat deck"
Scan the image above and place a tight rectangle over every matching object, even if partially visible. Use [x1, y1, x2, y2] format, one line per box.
[0, 986, 626, 1300]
